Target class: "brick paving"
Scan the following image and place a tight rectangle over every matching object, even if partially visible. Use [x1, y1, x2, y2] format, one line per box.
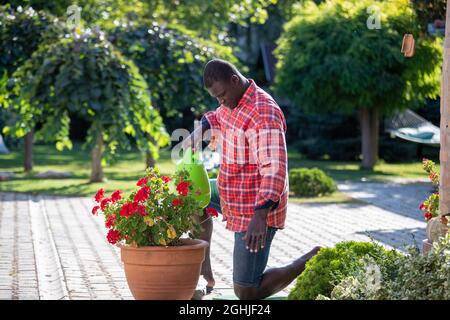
[0, 181, 431, 299]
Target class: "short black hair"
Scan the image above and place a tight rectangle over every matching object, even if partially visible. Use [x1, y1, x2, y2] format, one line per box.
[203, 59, 240, 88]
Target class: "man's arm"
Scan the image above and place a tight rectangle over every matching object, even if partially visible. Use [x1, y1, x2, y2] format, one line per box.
[182, 111, 219, 151]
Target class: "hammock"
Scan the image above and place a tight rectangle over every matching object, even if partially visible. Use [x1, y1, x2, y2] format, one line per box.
[385, 109, 440, 146]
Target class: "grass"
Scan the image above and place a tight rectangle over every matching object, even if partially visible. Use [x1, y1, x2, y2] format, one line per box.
[0, 144, 437, 200]
[0, 144, 176, 197]
[287, 151, 438, 183]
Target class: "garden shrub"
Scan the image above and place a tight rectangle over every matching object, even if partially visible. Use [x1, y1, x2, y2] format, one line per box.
[294, 138, 361, 161]
[319, 235, 450, 300]
[289, 168, 337, 197]
[379, 136, 418, 163]
[288, 241, 401, 300]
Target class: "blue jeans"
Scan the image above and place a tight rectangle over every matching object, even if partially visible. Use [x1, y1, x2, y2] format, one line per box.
[207, 179, 277, 288]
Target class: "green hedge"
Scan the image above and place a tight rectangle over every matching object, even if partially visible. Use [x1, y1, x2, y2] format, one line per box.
[289, 168, 337, 197]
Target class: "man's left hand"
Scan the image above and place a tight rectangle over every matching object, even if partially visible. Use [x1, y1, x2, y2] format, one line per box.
[242, 208, 269, 253]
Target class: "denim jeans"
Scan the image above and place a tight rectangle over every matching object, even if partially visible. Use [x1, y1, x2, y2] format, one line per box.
[206, 178, 278, 287]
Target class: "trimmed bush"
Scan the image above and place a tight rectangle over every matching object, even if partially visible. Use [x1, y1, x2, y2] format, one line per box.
[289, 168, 337, 197]
[319, 235, 450, 300]
[288, 241, 401, 300]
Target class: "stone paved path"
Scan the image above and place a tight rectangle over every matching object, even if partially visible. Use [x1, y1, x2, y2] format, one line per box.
[0, 181, 432, 299]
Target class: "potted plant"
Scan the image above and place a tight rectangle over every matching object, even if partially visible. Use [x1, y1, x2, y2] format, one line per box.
[91, 167, 216, 300]
[419, 159, 449, 254]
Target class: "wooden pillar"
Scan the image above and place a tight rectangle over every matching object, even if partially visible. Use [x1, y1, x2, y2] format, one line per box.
[439, 0, 450, 222]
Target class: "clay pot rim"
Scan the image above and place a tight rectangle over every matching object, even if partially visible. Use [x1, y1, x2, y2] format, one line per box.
[117, 238, 209, 251]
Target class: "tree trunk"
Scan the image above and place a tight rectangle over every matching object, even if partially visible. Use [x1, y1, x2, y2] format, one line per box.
[360, 108, 379, 170]
[90, 130, 104, 182]
[24, 130, 34, 173]
[145, 151, 156, 169]
[439, 0, 450, 222]
[145, 134, 157, 169]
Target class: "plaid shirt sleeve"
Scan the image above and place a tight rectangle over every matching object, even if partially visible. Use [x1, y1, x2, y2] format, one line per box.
[202, 110, 221, 130]
[247, 112, 288, 210]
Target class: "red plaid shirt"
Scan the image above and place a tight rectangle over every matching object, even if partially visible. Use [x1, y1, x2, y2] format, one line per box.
[203, 79, 288, 232]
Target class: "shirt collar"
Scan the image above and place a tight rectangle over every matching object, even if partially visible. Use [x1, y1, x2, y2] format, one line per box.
[235, 79, 256, 109]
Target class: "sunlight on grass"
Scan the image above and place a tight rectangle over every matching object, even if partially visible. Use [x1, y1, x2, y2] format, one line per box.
[0, 145, 437, 197]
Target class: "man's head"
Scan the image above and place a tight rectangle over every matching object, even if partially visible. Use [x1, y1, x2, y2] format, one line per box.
[203, 59, 248, 109]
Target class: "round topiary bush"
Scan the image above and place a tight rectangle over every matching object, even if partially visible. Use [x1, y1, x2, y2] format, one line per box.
[288, 241, 401, 300]
[289, 168, 337, 197]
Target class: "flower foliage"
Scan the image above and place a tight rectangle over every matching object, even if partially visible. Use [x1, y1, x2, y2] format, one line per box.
[92, 167, 204, 247]
[419, 158, 440, 221]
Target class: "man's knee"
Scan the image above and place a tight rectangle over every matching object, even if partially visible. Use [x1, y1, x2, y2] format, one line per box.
[233, 284, 258, 300]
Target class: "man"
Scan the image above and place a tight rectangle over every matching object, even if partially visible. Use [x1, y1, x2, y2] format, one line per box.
[185, 59, 321, 300]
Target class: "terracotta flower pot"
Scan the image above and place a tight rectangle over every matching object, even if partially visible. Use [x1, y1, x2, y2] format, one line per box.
[119, 238, 208, 300]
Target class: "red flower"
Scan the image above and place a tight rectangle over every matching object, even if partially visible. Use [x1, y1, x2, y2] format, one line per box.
[100, 198, 111, 211]
[111, 190, 122, 202]
[176, 181, 190, 197]
[95, 188, 105, 203]
[92, 206, 100, 215]
[120, 202, 147, 217]
[424, 212, 433, 220]
[161, 176, 171, 183]
[419, 203, 427, 211]
[105, 215, 116, 228]
[134, 186, 150, 203]
[137, 177, 148, 187]
[172, 199, 184, 207]
[206, 207, 219, 218]
[106, 229, 122, 245]
[120, 203, 134, 217]
[135, 204, 147, 216]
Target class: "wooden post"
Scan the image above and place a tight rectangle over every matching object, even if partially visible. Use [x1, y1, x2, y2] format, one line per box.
[439, 0, 450, 224]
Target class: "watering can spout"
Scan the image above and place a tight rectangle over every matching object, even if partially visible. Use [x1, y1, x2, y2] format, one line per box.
[176, 148, 211, 209]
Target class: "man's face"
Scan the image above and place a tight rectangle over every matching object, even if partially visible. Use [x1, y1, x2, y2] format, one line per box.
[206, 75, 241, 109]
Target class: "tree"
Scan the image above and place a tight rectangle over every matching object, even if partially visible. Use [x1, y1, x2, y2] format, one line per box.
[0, 5, 66, 172]
[412, 0, 446, 33]
[2, 28, 169, 182]
[274, 0, 442, 169]
[109, 23, 239, 133]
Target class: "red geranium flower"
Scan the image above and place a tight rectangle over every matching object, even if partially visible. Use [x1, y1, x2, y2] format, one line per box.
[105, 215, 116, 228]
[176, 181, 190, 197]
[424, 212, 433, 220]
[111, 190, 122, 202]
[172, 199, 184, 207]
[419, 203, 427, 211]
[92, 206, 100, 215]
[206, 207, 219, 218]
[106, 229, 122, 245]
[134, 186, 150, 203]
[120, 203, 134, 217]
[161, 176, 171, 183]
[135, 204, 147, 216]
[137, 177, 148, 187]
[95, 188, 105, 203]
[100, 198, 111, 211]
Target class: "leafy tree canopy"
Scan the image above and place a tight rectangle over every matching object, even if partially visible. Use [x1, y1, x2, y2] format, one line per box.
[1, 28, 169, 159]
[109, 22, 240, 133]
[274, 0, 442, 115]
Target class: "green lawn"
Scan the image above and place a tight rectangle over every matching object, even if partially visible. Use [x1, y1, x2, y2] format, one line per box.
[0, 144, 437, 199]
[288, 151, 438, 182]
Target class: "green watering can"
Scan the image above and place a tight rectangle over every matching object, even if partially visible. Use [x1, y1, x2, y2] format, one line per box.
[175, 148, 211, 209]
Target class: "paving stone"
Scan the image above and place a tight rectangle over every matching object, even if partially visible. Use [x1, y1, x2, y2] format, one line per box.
[0, 181, 431, 299]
